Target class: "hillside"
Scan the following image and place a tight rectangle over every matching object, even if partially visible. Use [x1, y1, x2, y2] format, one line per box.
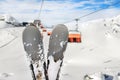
[0, 15, 120, 80]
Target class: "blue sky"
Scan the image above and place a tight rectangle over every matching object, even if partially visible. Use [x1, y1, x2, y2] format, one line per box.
[0, 0, 120, 26]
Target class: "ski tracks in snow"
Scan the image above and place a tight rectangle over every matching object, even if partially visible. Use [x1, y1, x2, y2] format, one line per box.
[0, 73, 14, 80]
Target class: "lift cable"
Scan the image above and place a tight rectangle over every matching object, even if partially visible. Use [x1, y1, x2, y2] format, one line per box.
[38, 0, 44, 18]
[63, 0, 120, 24]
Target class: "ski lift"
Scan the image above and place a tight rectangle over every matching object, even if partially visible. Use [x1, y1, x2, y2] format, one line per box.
[68, 31, 81, 43]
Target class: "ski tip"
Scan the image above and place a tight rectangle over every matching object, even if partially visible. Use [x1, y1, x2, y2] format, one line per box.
[48, 24, 69, 62]
[53, 24, 68, 31]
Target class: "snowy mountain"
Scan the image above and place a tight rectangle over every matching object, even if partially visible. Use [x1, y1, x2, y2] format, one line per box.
[0, 14, 18, 28]
[0, 15, 120, 80]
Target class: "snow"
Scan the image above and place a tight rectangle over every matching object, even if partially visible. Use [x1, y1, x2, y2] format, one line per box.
[0, 15, 120, 80]
[0, 27, 32, 80]
[60, 41, 66, 48]
[48, 56, 62, 80]
[64, 21, 78, 31]
[0, 29, 15, 48]
[0, 14, 18, 28]
[0, 21, 14, 29]
[60, 15, 120, 80]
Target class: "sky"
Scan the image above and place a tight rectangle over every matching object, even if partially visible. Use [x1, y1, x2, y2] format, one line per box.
[0, 0, 120, 26]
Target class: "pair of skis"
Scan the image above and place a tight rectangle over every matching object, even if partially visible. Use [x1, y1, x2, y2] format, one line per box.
[22, 24, 68, 80]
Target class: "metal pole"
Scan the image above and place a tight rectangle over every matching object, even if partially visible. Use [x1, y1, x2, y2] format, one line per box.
[75, 18, 79, 31]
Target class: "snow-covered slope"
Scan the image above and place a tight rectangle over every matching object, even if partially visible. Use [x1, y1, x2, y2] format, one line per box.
[0, 29, 15, 48]
[60, 15, 120, 80]
[0, 14, 18, 28]
[0, 21, 14, 29]
[0, 15, 120, 80]
[0, 27, 32, 80]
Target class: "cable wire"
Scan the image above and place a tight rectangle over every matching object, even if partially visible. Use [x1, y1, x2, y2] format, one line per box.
[38, 0, 44, 18]
[63, 1, 120, 24]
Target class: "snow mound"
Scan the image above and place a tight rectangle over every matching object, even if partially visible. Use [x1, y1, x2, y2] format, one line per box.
[0, 29, 15, 47]
[79, 16, 120, 46]
[0, 73, 14, 80]
[0, 21, 13, 29]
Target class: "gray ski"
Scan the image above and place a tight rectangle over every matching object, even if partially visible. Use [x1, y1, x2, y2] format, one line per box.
[47, 24, 68, 80]
[22, 26, 43, 80]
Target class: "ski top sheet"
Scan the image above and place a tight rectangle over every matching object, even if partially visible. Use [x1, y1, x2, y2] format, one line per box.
[47, 24, 69, 80]
[22, 26, 44, 80]
[22, 26, 43, 62]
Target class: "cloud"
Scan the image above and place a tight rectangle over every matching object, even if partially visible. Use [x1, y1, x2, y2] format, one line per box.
[0, 0, 120, 26]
